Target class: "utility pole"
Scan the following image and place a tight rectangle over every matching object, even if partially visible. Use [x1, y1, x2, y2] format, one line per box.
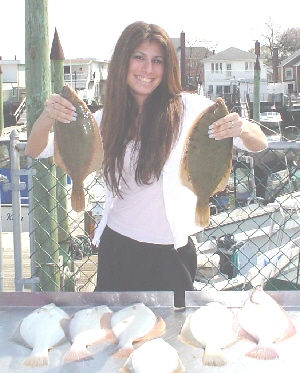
[253, 40, 261, 123]
[50, 28, 74, 290]
[180, 32, 186, 89]
[25, 0, 60, 291]
[0, 57, 3, 136]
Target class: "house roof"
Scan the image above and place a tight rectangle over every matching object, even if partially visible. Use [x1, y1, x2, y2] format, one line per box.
[279, 49, 300, 67]
[170, 38, 212, 59]
[202, 47, 256, 62]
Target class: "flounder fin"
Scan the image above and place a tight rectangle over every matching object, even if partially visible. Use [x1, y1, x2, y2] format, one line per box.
[100, 312, 118, 343]
[178, 315, 202, 348]
[60, 316, 73, 343]
[213, 160, 232, 196]
[275, 305, 297, 342]
[71, 181, 85, 212]
[23, 351, 49, 367]
[134, 316, 166, 343]
[195, 199, 210, 227]
[246, 345, 279, 360]
[113, 346, 134, 359]
[54, 132, 69, 175]
[64, 345, 93, 362]
[202, 347, 227, 366]
[9, 321, 30, 348]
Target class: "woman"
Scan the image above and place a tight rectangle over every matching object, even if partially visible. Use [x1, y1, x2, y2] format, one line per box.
[25, 21, 267, 307]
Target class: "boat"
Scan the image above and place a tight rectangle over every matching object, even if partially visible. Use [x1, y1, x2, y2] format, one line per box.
[259, 111, 283, 140]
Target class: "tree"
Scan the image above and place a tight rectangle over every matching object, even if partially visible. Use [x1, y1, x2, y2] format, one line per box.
[278, 28, 300, 57]
[259, 19, 300, 63]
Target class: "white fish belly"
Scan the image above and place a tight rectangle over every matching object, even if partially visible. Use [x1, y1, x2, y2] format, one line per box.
[20, 303, 68, 349]
[111, 303, 157, 346]
[188, 303, 236, 348]
[124, 338, 184, 373]
[69, 305, 111, 343]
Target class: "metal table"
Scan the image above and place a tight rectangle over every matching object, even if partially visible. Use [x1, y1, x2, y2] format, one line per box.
[0, 291, 300, 372]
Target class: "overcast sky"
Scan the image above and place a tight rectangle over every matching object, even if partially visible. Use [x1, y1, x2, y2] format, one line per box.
[1, 0, 299, 62]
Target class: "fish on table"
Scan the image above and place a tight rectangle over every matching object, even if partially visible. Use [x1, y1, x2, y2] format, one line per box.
[121, 337, 185, 373]
[9, 303, 69, 367]
[60, 305, 116, 362]
[237, 286, 297, 360]
[180, 97, 232, 227]
[111, 303, 166, 358]
[178, 302, 239, 366]
[54, 84, 103, 212]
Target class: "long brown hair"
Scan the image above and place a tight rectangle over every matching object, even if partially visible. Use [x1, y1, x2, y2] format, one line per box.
[101, 21, 183, 196]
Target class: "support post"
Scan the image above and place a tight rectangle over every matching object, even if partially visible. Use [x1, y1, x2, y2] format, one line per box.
[25, 0, 60, 291]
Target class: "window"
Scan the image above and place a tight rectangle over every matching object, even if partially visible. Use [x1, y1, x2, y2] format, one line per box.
[64, 66, 70, 74]
[285, 68, 293, 80]
[215, 63, 219, 73]
[224, 86, 230, 93]
[216, 85, 223, 95]
[208, 85, 213, 94]
[211, 63, 214, 73]
[220, 63, 223, 72]
[245, 62, 248, 70]
[226, 64, 232, 77]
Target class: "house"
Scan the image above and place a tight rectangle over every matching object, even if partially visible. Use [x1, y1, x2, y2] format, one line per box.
[276, 49, 300, 96]
[171, 38, 212, 90]
[201, 47, 269, 103]
[0, 58, 26, 126]
[63, 58, 108, 106]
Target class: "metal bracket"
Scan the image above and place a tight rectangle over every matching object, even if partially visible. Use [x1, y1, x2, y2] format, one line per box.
[2, 182, 26, 192]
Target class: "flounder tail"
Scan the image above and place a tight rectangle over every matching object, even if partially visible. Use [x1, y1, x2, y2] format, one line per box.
[195, 199, 210, 227]
[23, 350, 49, 367]
[113, 346, 134, 359]
[71, 182, 85, 212]
[246, 345, 279, 360]
[64, 344, 93, 362]
[202, 346, 227, 366]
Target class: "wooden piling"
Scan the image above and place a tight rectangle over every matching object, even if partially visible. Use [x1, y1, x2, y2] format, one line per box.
[253, 41, 261, 123]
[25, 0, 60, 291]
[50, 28, 74, 290]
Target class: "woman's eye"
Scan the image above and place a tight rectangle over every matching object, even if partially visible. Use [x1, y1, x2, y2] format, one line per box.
[133, 55, 143, 60]
[153, 58, 163, 64]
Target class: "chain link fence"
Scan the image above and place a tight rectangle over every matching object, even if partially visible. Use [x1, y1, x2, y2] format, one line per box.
[0, 128, 299, 293]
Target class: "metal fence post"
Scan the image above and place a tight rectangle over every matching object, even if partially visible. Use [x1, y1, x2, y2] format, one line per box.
[9, 130, 26, 291]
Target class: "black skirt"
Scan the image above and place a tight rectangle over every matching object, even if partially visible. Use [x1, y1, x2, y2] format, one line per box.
[94, 226, 197, 307]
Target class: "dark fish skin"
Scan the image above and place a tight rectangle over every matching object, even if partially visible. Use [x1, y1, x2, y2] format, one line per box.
[54, 85, 103, 211]
[180, 98, 232, 227]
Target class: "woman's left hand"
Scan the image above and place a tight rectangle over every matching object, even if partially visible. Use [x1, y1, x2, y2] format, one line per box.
[208, 113, 246, 140]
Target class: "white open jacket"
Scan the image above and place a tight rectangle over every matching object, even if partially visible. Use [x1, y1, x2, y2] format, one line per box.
[38, 93, 248, 249]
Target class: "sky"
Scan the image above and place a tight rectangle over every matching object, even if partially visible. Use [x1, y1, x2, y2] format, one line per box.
[1, 0, 300, 63]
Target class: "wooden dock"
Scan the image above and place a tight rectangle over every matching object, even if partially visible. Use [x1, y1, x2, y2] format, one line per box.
[1, 232, 97, 292]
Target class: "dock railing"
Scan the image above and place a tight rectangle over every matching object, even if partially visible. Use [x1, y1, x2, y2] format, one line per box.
[1, 132, 299, 292]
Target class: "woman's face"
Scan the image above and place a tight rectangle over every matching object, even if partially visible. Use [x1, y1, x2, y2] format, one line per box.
[127, 40, 165, 108]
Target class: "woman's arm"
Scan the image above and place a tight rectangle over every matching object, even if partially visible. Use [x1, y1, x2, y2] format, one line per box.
[24, 94, 77, 158]
[208, 112, 268, 152]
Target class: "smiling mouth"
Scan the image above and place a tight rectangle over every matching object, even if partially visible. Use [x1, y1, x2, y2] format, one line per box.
[136, 75, 153, 83]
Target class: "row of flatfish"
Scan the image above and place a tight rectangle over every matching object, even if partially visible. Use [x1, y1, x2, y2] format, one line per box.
[55, 86, 232, 229]
[9, 288, 297, 371]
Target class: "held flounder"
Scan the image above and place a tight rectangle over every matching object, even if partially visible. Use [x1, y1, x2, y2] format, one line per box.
[237, 286, 296, 360]
[180, 97, 232, 227]
[54, 85, 103, 211]
[121, 338, 185, 373]
[178, 302, 238, 366]
[10, 303, 69, 367]
[111, 303, 166, 358]
[60, 305, 116, 362]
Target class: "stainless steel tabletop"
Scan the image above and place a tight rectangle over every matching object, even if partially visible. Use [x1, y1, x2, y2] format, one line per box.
[0, 291, 300, 373]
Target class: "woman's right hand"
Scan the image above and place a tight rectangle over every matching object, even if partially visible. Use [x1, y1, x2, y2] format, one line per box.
[44, 93, 77, 123]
